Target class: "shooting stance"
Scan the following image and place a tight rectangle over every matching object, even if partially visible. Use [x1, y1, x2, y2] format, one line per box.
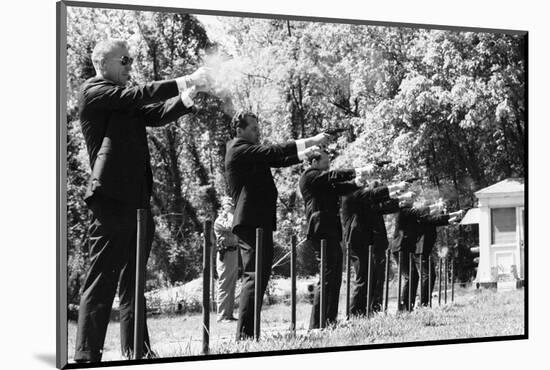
[391, 199, 461, 311]
[341, 178, 412, 316]
[299, 149, 372, 328]
[225, 111, 329, 340]
[74, 39, 212, 363]
[413, 203, 465, 306]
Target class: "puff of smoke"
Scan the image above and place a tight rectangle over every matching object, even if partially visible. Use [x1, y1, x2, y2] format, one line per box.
[202, 51, 252, 116]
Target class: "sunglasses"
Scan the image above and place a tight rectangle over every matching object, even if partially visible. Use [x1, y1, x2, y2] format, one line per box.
[114, 56, 134, 66]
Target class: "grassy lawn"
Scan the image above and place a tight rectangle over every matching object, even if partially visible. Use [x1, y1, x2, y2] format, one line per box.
[67, 286, 524, 362]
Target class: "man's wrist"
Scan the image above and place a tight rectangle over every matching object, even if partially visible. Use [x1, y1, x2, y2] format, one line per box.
[175, 76, 190, 92]
[296, 139, 307, 154]
[180, 89, 195, 108]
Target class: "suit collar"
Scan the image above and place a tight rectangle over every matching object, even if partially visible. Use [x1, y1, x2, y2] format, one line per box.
[230, 137, 255, 146]
[87, 75, 119, 86]
[304, 166, 321, 174]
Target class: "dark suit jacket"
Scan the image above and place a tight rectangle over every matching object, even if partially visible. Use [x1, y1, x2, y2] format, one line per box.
[299, 168, 358, 241]
[341, 186, 391, 250]
[416, 214, 450, 255]
[225, 137, 300, 231]
[390, 206, 433, 254]
[78, 76, 193, 206]
[371, 197, 401, 251]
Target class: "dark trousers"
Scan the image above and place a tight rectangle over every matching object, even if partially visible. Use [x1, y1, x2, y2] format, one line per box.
[349, 245, 386, 316]
[309, 238, 343, 329]
[233, 226, 274, 340]
[74, 194, 154, 362]
[393, 251, 418, 311]
[371, 246, 387, 312]
[413, 254, 436, 306]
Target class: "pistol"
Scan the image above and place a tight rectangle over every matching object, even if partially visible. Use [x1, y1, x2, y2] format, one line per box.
[404, 177, 422, 183]
[375, 160, 392, 167]
[324, 128, 348, 136]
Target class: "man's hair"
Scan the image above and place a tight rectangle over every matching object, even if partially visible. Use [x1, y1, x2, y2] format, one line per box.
[231, 110, 257, 136]
[368, 179, 381, 189]
[308, 150, 329, 164]
[91, 39, 129, 71]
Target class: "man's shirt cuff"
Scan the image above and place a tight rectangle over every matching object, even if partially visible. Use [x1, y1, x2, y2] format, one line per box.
[296, 138, 307, 160]
[180, 89, 194, 108]
[175, 76, 190, 92]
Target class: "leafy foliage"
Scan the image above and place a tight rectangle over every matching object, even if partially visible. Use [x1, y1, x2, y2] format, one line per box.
[66, 9, 525, 302]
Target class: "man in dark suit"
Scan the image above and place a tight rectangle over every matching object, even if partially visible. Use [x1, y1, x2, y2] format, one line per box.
[299, 150, 372, 328]
[391, 200, 461, 311]
[413, 206, 464, 306]
[369, 184, 407, 312]
[341, 180, 411, 316]
[74, 39, 212, 363]
[225, 111, 328, 340]
[391, 201, 433, 311]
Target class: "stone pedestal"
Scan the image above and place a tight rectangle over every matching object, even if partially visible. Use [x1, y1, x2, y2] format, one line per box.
[497, 264, 520, 291]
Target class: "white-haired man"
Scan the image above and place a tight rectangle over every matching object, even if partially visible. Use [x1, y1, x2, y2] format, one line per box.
[74, 38, 212, 363]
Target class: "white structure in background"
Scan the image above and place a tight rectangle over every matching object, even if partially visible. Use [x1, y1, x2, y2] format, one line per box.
[461, 178, 525, 288]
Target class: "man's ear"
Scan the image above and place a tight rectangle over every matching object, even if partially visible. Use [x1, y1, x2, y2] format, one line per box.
[98, 58, 107, 72]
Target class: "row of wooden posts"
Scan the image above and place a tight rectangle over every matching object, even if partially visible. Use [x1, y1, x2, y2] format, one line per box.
[132, 215, 456, 359]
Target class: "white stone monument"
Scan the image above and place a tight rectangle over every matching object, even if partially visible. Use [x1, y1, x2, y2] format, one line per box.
[460, 178, 525, 289]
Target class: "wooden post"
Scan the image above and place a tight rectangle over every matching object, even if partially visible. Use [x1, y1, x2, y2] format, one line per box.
[444, 258, 448, 304]
[346, 242, 351, 320]
[290, 235, 297, 333]
[254, 228, 263, 341]
[383, 248, 390, 313]
[438, 258, 442, 306]
[210, 237, 216, 313]
[428, 255, 432, 308]
[366, 245, 373, 317]
[419, 254, 423, 307]
[320, 239, 327, 328]
[397, 252, 402, 311]
[451, 258, 455, 303]
[408, 253, 413, 311]
[202, 220, 212, 355]
[133, 209, 147, 360]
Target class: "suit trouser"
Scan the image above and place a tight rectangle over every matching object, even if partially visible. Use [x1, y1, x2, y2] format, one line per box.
[309, 238, 343, 329]
[233, 226, 274, 340]
[371, 244, 388, 312]
[74, 194, 154, 362]
[393, 251, 418, 311]
[349, 245, 386, 316]
[216, 249, 239, 320]
[412, 254, 436, 306]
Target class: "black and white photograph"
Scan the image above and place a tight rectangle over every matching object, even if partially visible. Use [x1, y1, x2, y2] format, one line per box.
[56, 0, 527, 368]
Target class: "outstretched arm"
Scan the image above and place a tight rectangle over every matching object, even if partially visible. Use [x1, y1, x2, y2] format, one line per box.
[140, 96, 195, 127]
[237, 141, 300, 165]
[84, 79, 181, 111]
[353, 186, 391, 206]
[420, 213, 450, 226]
[307, 169, 357, 192]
